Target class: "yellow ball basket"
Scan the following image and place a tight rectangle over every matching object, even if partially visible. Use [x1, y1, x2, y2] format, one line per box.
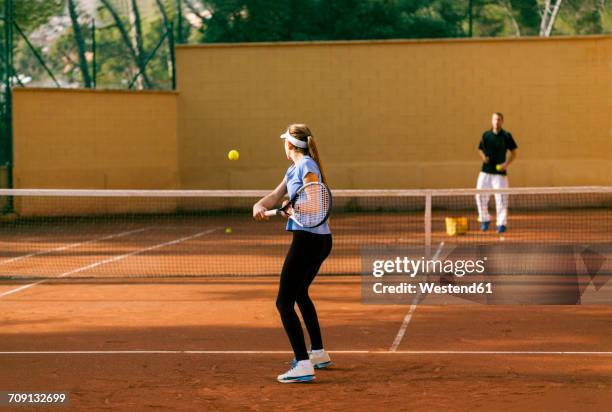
[445, 217, 468, 236]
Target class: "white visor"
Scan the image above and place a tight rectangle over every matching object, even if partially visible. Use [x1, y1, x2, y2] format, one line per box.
[280, 130, 308, 149]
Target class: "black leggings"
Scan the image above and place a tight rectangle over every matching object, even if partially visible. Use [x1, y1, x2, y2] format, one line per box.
[276, 230, 333, 361]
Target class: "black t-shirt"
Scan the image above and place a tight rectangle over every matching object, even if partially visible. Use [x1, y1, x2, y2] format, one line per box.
[478, 129, 518, 175]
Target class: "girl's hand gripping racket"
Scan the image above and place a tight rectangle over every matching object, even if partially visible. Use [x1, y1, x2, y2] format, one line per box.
[264, 182, 332, 228]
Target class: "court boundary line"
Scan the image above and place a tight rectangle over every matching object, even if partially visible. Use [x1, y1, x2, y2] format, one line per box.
[389, 241, 445, 352]
[0, 350, 610, 356]
[0, 228, 219, 299]
[0, 228, 150, 266]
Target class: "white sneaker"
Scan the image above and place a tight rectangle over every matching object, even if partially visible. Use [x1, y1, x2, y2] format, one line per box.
[309, 349, 332, 369]
[277, 360, 315, 383]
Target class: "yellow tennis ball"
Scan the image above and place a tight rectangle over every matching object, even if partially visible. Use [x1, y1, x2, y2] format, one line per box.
[228, 150, 239, 161]
[225, 227, 233, 234]
[496, 164, 503, 171]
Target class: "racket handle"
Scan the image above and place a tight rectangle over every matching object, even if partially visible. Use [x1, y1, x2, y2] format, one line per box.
[263, 209, 280, 217]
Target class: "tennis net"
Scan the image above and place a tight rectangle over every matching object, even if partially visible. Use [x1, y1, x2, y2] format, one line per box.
[0, 187, 610, 280]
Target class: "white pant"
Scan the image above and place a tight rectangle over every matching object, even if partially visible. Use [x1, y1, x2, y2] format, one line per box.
[475, 172, 508, 226]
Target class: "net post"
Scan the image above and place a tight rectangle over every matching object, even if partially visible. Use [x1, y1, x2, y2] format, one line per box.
[424, 190, 432, 258]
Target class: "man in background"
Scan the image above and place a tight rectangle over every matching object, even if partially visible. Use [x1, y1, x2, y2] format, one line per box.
[476, 112, 518, 233]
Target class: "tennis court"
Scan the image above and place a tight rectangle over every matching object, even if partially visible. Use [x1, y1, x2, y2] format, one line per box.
[0, 2, 610, 409]
[1, 188, 611, 410]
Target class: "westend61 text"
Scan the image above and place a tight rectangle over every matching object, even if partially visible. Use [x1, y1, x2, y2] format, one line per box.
[372, 282, 493, 295]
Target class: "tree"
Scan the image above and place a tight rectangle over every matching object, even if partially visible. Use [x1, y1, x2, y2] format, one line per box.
[3, 0, 64, 32]
[100, 0, 154, 88]
[557, 0, 607, 35]
[128, 0, 148, 88]
[154, 0, 175, 82]
[196, 0, 467, 43]
[539, 0, 563, 36]
[67, 0, 93, 87]
[1, 0, 64, 85]
[5, 0, 612, 91]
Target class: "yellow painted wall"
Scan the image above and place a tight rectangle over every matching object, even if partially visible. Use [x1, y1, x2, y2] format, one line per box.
[176, 36, 612, 189]
[13, 88, 179, 190]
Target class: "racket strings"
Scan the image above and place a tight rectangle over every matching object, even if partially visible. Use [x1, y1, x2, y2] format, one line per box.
[293, 185, 331, 227]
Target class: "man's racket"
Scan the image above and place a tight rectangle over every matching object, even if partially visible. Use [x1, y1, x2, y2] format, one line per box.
[264, 182, 332, 228]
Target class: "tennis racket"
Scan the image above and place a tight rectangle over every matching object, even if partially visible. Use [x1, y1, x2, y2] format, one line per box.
[264, 182, 332, 228]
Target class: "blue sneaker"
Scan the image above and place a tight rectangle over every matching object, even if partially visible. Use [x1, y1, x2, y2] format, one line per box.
[277, 360, 315, 383]
[497, 225, 506, 233]
[480, 221, 490, 231]
[309, 349, 332, 369]
[288, 349, 332, 369]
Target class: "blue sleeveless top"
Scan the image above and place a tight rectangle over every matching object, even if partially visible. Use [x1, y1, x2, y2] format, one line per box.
[284, 156, 331, 235]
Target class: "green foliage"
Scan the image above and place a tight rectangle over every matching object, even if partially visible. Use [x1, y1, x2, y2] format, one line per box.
[199, 0, 467, 42]
[508, 0, 539, 35]
[470, 1, 509, 37]
[43, 18, 96, 87]
[1, 0, 611, 90]
[0, 0, 64, 85]
[3, 0, 64, 32]
[556, 0, 607, 35]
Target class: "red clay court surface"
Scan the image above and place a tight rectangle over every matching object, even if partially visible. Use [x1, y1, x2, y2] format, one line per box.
[1, 213, 611, 410]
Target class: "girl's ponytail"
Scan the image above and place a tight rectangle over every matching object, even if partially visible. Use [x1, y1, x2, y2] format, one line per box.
[307, 135, 327, 185]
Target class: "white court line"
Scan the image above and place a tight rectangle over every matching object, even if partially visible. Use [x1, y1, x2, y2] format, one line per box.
[0, 228, 149, 266]
[389, 242, 445, 352]
[0, 350, 610, 356]
[380, 351, 612, 355]
[0, 228, 218, 298]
